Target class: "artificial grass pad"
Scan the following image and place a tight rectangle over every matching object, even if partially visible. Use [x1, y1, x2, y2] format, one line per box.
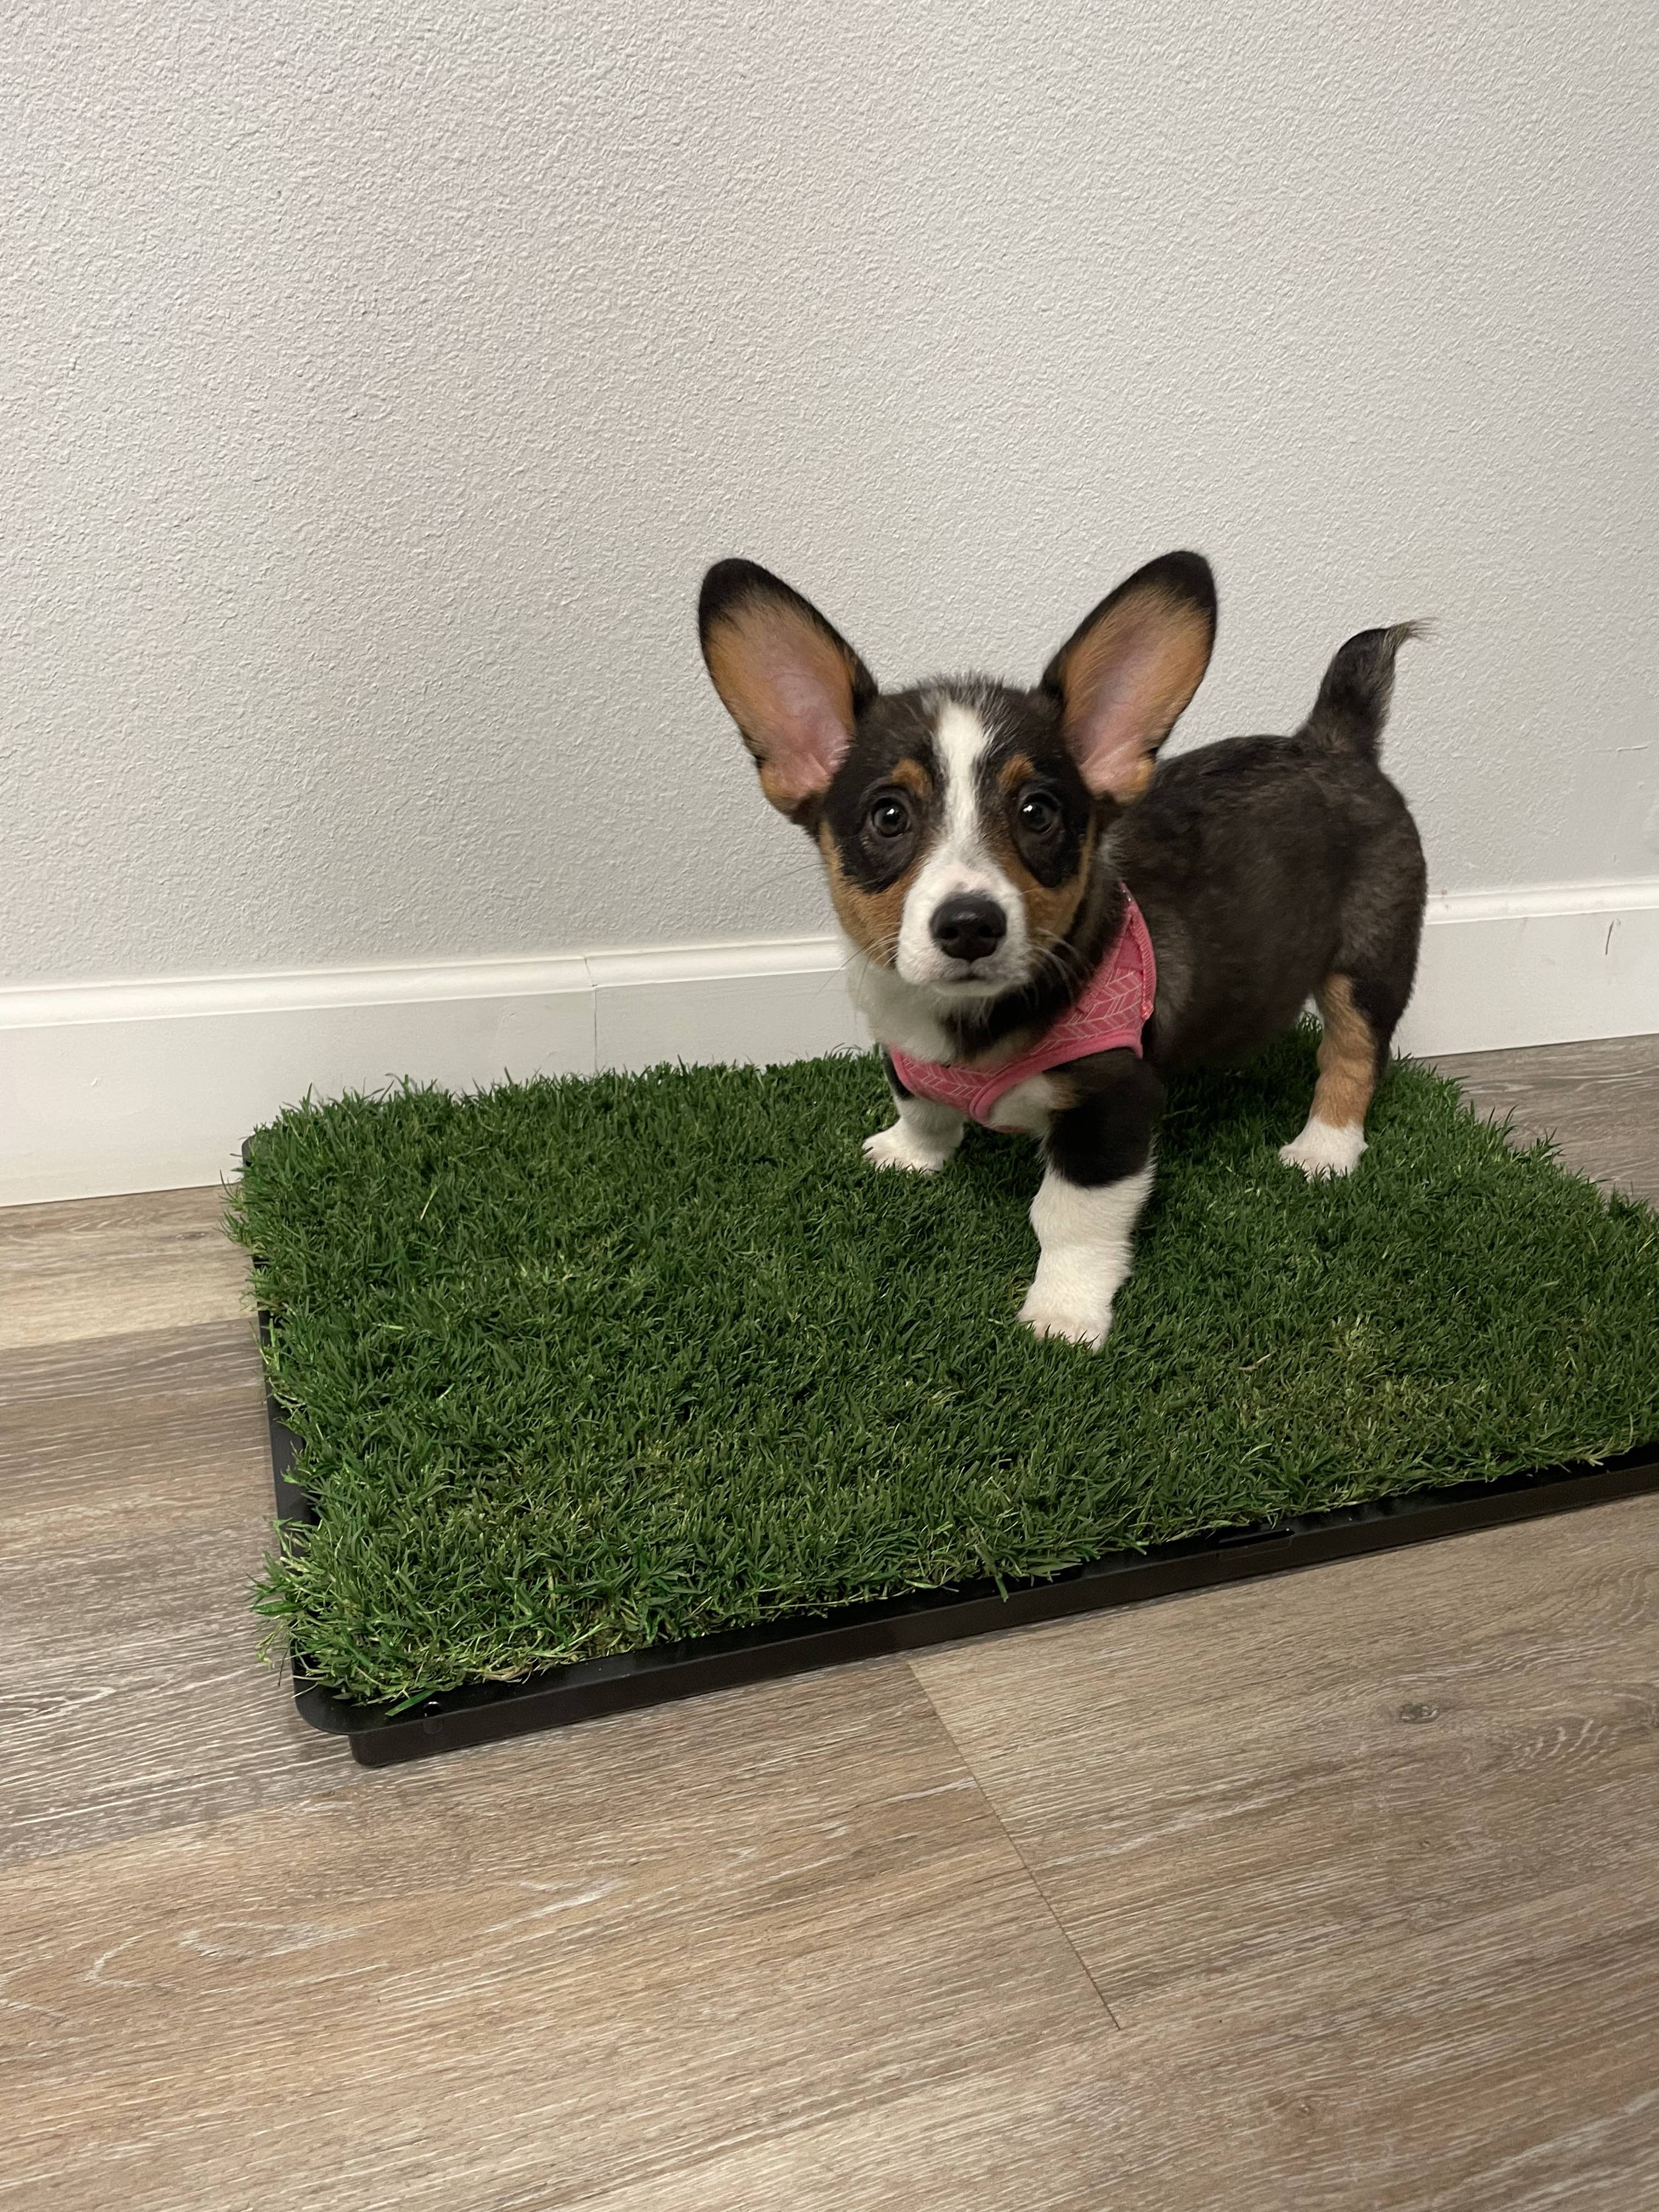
[233, 1031, 1659, 1708]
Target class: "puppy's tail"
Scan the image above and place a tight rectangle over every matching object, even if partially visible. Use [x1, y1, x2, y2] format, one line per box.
[1297, 620, 1429, 760]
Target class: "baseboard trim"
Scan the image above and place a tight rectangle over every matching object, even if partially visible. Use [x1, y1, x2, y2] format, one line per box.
[5, 883, 1657, 1204]
[1403, 879, 1659, 1060]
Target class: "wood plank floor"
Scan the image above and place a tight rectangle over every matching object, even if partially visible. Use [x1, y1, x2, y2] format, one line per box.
[2, 1039, 1656, 2211]
[1430, 1034, 1659, 1205]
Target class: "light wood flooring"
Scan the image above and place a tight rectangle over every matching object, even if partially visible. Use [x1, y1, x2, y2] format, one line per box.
[3, 1039, 1657, 2210]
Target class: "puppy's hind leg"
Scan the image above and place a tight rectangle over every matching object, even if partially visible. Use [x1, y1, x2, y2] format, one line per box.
[1279, 974, 1381, 1179]
[1283, 633, 1427, 1181]
[1282, 815, 1426, 1178]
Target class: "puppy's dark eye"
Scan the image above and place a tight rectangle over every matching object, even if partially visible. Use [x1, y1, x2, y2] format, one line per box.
[1018, 790, 1060, 835]
[868, 795, 912, 839]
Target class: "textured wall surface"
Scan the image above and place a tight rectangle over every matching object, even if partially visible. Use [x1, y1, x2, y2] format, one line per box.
[3, 0, 1655, 986]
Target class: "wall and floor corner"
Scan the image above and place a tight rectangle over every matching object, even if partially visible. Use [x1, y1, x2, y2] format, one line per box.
[4, 4, 1655, 1205]
[7, 889, 1659, 1203]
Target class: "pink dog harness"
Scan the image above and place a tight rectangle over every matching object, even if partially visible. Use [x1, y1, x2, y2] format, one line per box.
[888, 895, 1156, 1126]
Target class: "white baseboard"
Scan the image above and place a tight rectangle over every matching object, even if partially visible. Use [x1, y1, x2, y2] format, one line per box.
[4, 882, 1657, 1205]
[1401, 881, 1659, 1060]
[0, 939, 865, 1205]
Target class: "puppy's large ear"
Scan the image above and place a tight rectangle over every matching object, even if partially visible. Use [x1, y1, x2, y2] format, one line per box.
[699, 560, 877, 817]
[1041, 552, 1216, 804]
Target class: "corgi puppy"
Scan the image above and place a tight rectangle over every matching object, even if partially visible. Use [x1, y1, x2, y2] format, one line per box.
[698, 552, 1426, 1348]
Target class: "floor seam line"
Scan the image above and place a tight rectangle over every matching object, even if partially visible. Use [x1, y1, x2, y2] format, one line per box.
[905, 1658, 1125, 2032]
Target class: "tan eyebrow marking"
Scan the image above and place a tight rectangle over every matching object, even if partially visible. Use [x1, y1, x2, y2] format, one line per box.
[887, 755, 935, 800]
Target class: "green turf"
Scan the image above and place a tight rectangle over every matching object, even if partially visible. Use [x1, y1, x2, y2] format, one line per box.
[230, 1031, 1659, 1708]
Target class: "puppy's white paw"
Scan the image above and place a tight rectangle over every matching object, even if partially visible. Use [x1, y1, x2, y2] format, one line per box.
[1279, 1117, 1367, 1180]
[1018, 1284, 1113, 1350]
[863, 1124, 950, 1175]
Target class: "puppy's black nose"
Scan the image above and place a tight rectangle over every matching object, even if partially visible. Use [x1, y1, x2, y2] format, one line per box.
[930, 895, 1007, 963]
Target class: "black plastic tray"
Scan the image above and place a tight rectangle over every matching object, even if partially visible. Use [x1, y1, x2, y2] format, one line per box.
[256, 1318, 1659, 1765]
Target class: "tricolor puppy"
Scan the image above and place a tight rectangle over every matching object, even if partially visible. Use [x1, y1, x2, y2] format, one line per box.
[698, 552, 1426, 1348]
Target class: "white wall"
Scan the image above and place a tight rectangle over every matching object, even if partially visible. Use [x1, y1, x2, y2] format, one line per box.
[4, 0, 1656, 991]
[3, 3, 1657, 1199]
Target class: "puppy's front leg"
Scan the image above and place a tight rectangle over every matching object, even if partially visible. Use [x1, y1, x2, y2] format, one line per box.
[1019, 1051, 1163, 1348]
[863, 1052, 965, 1175]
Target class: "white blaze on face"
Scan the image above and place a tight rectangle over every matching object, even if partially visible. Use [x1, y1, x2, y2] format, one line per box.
[895, 698, 1030, 994]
